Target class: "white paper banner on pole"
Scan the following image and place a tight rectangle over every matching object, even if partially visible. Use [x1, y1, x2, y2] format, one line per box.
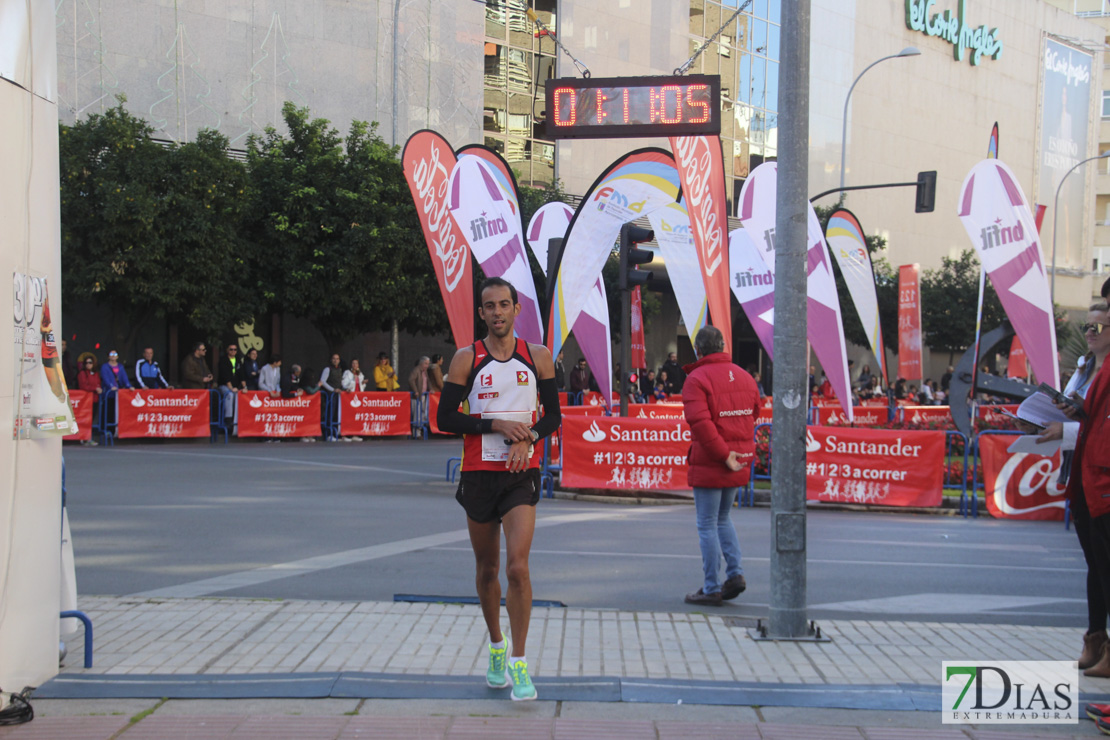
[647, 203, 707, 343]
[738, 162, 853, 420]
[447, 156, 543, 344]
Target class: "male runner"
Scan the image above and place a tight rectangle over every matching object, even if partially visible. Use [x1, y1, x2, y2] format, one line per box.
[436, 277, 561, 701]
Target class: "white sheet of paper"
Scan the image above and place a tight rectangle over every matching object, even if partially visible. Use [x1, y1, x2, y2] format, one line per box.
[1007, 434, 1062, 456]
[1016, 393, 1073, 427]
[481, 410, 533, 462]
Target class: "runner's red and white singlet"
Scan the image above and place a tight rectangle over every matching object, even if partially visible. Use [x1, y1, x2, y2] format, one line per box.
[461, 338, 542, 472]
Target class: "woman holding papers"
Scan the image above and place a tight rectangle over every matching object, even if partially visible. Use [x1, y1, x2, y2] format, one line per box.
[1042, 299, 1110, 676]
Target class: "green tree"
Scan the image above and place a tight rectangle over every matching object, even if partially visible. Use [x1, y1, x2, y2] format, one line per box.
[246, 103, 444, 352]
[919, 250, 1005, 364]
[59, 100, 257, 356]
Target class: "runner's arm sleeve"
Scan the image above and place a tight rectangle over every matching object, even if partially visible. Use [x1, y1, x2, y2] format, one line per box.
[437, 381, 494, 435]
[531, 378, 561, 440]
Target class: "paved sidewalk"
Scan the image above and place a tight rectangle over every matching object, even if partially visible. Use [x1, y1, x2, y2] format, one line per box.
[2, 595, 1106, 738]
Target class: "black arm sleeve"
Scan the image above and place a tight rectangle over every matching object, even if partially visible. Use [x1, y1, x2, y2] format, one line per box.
[437, 381, 494, 436]
[531, 377, 562, 440]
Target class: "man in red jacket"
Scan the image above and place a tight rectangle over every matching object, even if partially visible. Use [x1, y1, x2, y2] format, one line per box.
[681, 325, 761, 606]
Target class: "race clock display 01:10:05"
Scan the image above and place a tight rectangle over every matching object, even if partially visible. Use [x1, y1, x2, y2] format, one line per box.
[543, 74, 721, 140]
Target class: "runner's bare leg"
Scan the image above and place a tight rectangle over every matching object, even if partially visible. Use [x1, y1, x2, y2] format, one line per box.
[502, 504, 537, 657]
[467, 517, 504, 643]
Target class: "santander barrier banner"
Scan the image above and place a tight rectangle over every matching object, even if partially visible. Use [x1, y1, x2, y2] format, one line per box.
[979, 434, 1066, 520]
[63, 389, 94, 441]
[338, 392, 411, 436]
[237, 392, 321, 438]
[561, 416, 692, 490]
[116, 389, 210, 438]
[812, 406, 887, 426]
[804, 426, 945, 507]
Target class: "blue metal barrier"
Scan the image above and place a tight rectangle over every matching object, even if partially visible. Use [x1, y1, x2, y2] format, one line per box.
[60, 610, 93, 668]
[99, 389, 117, 446]
[210, 390, 229, 443]
[411, 392, 429, 440]
[968, 429, 1023, 520]
[743, 423, 772, 507]
[943, 430, 969, 515]
[540, 434, 560, 498]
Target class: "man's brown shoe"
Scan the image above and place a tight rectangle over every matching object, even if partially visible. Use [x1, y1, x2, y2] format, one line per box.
[685, 588, 723, 606]
[1082, 631, 1108, 671]
[721, 574, 747, 600]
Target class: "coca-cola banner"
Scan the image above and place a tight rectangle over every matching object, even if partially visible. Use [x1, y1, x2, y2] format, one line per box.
[671, 134, 732, 354]
[805, 426, 945, 507]
[561, 415, 692, 490]
[977, 404, 1020, 425]
[338, 392, 411, 437]
[427, 392, 447, 435]
[402, 130, 474, 349]
[812, 406, 887, 426]
[900, 405, 951, 425]
[979, 433, 1065, 520]
[116, 389, 210, 438]
[63, 389, 94, 441]
[237, 392, 321, 438]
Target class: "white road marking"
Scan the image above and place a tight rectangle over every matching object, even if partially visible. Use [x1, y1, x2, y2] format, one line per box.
[811, 593, 1087, 614]
[109, 447, 442, 478]
[130, 507, 671, 598]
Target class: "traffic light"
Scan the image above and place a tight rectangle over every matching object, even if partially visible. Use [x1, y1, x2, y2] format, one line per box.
[619, 223, 655, 290]
[915, 170, 937, 213]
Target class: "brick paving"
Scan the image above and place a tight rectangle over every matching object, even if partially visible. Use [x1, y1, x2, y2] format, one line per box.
[0, 594, 1103, 739]
[59, 596, 1096, 688]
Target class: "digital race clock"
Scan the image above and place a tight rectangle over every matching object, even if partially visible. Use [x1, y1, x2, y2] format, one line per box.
[544, 74, 721, 139]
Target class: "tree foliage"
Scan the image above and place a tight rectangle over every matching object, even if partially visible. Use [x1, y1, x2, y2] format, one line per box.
[919, 250, 1005, 361]
[245, 103, 444, 351]
[59, 100, 259, 356]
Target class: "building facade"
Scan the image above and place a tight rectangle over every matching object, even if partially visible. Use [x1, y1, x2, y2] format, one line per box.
[55, 0, 1106, 377]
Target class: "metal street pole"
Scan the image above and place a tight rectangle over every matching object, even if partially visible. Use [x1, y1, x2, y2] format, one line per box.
[769, 0, 810, 639]
[839, 47, 920, 195]
[1051, 151, 1110, 306]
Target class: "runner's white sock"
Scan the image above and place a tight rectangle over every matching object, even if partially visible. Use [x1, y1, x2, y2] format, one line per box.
[490, 639, 505, 650]
[509, 655, 526, 666]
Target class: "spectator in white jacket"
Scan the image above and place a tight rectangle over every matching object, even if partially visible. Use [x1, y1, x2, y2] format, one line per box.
[342, 359, 367, 392]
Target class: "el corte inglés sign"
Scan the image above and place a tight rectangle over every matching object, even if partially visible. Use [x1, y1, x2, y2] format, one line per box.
[905, 0, 1002, 66]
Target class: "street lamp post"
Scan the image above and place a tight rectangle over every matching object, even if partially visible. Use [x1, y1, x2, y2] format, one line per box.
[839, 47, 921, 195]
[1051, 151, 1110, 306]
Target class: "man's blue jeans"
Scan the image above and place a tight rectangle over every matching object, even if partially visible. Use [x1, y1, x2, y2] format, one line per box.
[693, 487, 743, 595]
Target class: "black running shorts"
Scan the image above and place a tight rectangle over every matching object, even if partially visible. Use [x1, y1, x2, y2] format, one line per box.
[456, 468, 541, 523]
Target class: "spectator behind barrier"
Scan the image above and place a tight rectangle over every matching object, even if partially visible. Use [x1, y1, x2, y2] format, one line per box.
[100, 350, 131, 391]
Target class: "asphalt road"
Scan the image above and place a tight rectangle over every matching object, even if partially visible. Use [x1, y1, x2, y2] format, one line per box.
[62, 439, 1086, 627]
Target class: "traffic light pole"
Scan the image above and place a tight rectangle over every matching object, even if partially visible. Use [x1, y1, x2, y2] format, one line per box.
[618, 224, 654, 418]
[769, 0, 810, 640]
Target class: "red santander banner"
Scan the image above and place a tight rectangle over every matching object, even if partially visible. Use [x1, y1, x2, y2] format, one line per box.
[64, 389, 94, 441]
[898, 264, 922, 380]
[979, 434, 1065, 520]
[401, 131, 474, 349]
[812, 406, 887, 426]
[562, 415, 692, 490]
[116, 389, 210, 438]
[339, 392, 411, 436]
[977, 404, 1019, 426]
[756, 396, 773, 425]
[900, 405, 951, 424]
[628, 403, 684, 420]
[805, 426, 944, 507]
[671, 134, 731, 354]
[237, 392, 321, 438]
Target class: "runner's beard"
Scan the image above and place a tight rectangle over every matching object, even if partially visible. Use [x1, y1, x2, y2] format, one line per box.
[487, 320, 513, 339]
